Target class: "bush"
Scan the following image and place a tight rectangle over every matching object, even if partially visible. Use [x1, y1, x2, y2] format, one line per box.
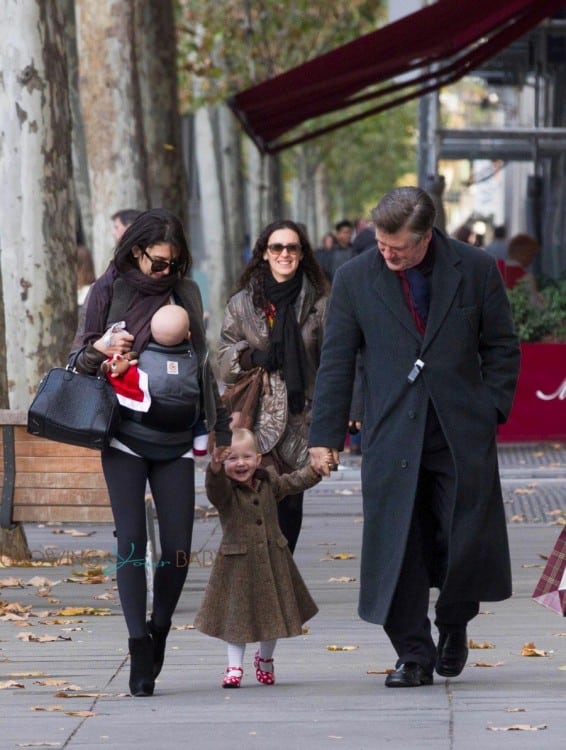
[506, 278, 566, 342]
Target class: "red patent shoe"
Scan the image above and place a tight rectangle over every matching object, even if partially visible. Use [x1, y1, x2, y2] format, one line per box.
[253, 650, 275, 685]
[222, 666, 243, 688]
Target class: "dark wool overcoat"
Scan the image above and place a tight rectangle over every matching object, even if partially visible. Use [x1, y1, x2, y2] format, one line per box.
[309, 229, 521, 625]
[194, 465, 319, 643]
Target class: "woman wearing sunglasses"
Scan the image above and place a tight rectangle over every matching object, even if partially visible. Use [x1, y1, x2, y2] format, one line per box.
[71, 208, 231, 697]
[218, 219, 329, 556]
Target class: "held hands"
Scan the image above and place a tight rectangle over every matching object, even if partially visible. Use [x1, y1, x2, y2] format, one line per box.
[309, 447, 340, 477]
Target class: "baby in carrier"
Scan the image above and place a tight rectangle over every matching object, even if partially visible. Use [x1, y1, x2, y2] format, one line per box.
[102, 305, 207, 455]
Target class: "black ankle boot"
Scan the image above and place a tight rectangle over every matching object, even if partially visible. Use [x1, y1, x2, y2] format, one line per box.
[147, 617, 171, 679]
[128, 635, 155, 696]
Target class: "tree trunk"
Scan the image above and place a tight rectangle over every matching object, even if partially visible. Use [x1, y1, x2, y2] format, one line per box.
[314, 161, 331, 247]
[58, 0, 93, 250]
[0, 0, 74, 559]
[218, 105, 246, 291]
[0, 0, 76, 406]
[135, 0, 187, 225]
[75, 0, 149, 273]
[194, 106, 228, 364]
[244, 139, 267, 247]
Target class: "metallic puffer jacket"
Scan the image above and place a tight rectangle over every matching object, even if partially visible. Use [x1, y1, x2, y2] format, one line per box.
[218, 276, 327, 468]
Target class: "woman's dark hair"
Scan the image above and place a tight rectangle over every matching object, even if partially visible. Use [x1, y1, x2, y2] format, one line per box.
[77, 245, 95, 286]
[113, 208, 192, 276]
[235, 219, 328, 308]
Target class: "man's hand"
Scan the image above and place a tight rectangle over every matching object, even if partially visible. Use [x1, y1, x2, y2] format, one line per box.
[309, 447, 339, 477]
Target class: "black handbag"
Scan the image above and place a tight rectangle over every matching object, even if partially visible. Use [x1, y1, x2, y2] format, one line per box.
[27, 349, 120, 450]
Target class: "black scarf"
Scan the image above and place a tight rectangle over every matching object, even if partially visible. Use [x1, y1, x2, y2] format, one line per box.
[263, 269, 307, 415]
[82, 264, 179, 353]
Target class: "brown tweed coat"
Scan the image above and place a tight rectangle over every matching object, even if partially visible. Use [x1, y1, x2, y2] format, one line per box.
[194, 465, 320, 643]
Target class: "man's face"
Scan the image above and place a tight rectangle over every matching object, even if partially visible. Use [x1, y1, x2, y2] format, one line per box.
[112, 218, 128, 242]
[335, 226, 353, 248]
[376, 228, 432, 271]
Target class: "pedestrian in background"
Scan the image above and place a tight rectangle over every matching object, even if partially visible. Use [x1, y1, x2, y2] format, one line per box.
[111, 208, 142, 243]
[309, 186, 520, 688]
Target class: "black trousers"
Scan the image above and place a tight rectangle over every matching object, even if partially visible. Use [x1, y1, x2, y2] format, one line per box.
[101, 447, 195, 639]
[383, 405, 479, 672]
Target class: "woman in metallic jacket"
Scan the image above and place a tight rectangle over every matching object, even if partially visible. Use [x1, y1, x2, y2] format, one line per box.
[217, 220, 328, 553]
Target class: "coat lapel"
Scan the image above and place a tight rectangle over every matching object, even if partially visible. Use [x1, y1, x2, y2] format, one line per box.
[422, 234, 462, 351]
[371, 253, 421, 342]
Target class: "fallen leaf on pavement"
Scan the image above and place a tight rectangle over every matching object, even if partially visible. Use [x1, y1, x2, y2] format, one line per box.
[505, 707, 526, 712]
[27, 577, 60, 589]
[17, 633, 71, 643]
[8, 672, 47, 677]
[328, 577, 356, 583]
[520, 642, 550, 657]
[0, 578, 24, 588]
[367, 668, 395, 674]
[172, 623, 195, 630]
[0, 680, 25, 689]
[31, 705, 64, 712]
[55, 691, 112, 698]
[16, 743, 62, 748]
[332, 552, 355, 559]
[33, 679, 73, 687]
[326, 645, 359, 651]
[51, 529, 95, 537]
[0, 602, 31, 615]
[469, 640, 495, 649]
[470, 661, 505, 667]
[56, 607, 111, 617]
[487, 724, 546, 732]
[65, 710, 95, 717]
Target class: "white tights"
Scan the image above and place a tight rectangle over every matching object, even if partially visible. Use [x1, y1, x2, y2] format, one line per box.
[227, 639, 277, 669]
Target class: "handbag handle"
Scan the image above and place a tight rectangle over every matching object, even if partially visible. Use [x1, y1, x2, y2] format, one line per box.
[66, 345, 101, 376]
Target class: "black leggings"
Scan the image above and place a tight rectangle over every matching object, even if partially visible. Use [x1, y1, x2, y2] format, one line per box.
[101, 447, 195, 638]
[277, 492, 303, 554]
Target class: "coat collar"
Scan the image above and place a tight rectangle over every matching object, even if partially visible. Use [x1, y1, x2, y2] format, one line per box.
[371, 228, 462, 351]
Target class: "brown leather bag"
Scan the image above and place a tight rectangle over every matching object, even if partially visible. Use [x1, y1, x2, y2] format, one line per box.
[220, 367, 265, 430]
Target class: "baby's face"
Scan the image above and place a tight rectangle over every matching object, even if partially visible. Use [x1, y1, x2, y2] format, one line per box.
[223, 437, 261, 484]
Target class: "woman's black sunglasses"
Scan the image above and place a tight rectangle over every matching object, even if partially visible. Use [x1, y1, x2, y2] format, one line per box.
[142, 249, 180, 274]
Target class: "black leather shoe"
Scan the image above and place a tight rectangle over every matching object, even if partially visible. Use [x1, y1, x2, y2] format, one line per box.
[436, 629, 468, 677]
[385, 662, 433, 688]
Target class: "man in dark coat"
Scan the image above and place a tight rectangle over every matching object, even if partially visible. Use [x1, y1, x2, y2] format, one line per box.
[309, 187, 520, 688]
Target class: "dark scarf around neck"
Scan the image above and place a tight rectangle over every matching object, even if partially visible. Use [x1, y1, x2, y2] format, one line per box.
[264, 269, 307, 415]
[83, 264, 179, 353]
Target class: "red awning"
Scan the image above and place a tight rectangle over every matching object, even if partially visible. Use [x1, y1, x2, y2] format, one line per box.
[229, 0, 566, 153]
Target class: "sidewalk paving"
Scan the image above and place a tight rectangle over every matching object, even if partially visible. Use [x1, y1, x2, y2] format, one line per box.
[0, 443, 565, 749]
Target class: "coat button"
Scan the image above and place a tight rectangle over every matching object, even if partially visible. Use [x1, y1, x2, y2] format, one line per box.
[253, 499, 259, 505]
[408, 411, 416, 419]
[256, 519, 263, 525]
[401, 460, 408, 468]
